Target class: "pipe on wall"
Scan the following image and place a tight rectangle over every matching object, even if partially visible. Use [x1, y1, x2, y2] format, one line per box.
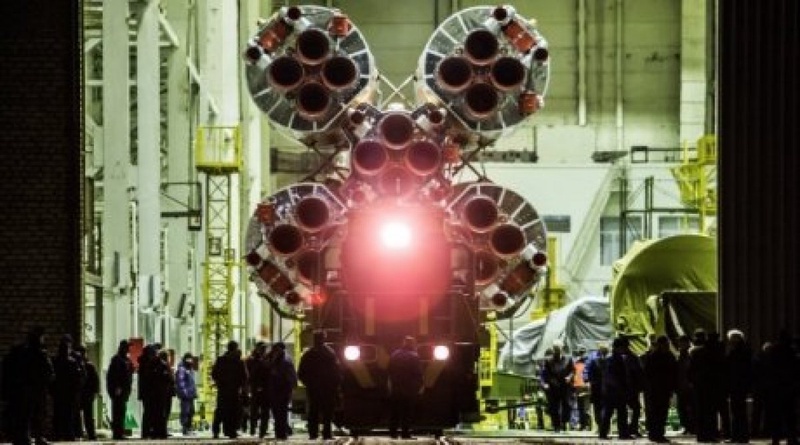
[615, 0, 625, 151]
[577, 0, 587, 125]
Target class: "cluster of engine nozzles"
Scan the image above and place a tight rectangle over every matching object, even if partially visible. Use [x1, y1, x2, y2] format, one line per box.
[459, 195, 547, 293]
[433, 7, 549, 119]
[350, 110, 447, 197]
[246, 6, 360, 121]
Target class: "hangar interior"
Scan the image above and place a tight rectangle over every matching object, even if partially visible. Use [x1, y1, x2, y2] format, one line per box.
[78, 0, 717, 431]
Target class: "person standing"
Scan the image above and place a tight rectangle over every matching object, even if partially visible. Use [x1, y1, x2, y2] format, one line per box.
[51, 335, 85, 441]
[599, 337, 631, 440]
[175, 353, 198, 436]
[387, 336, 424, 439]
[150, 349, 174, 439]
[675, 334, 695, 435]
[540, 340, 574, 433]
[74, 345, 99, 440]
[642, 335, 677, 443]
[624, 337, 645, 438]
[268, 342, 298, 441]
[583, 342, 609, 435]
[212, 340, 248, 439]
[298, 331, 342, 440]
[106, 340, 134, 440]
[2, 327, 54, 445]
[245, 342, 270, 437]
[689, 329, 719, 443]
[725, 329, 752, 443]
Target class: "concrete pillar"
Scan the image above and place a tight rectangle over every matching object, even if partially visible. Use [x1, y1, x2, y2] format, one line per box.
[137, 0, 163, 342]
[164, 0, 197, 355]
[102, 0, 133, 360]
[680, 0, 709, 142]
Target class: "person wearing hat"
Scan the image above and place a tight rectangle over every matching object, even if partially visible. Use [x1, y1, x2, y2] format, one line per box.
[51, 334, 85, 440]
[387, 336, 423, 439]
[175, 352, 198, 436]
[74, 344, 100, 440]
[298, 330, 342, 440]
[211, 340, 247, 439]
[268, 341, 298, 440]
[540, 339, 574, 433]
[245, 342, 270, 437]
[107, 340, 134, 440]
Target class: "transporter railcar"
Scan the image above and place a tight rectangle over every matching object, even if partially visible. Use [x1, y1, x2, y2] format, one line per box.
[242, 4, 551, 434]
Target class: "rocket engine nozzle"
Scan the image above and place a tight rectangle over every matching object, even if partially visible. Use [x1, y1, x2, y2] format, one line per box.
[464, 29, 499, 65]
[268, 56, 305, 92]
[322, 56, 359, 90]
[268, 224, 304, 256]
[353, 140, 389, 176]
[295, 196, 331, 232]
[296, 28, 331, 65]
[464, 83, 499, 121]
[490, 223, 526, 257]
[405, 140, 441, 176]
[379, 113, 416, 149]
[462, 196, 499, 233]
[297, 82, 333, 120]
[490, 56, 526, 92]
[435, 57, 473, 93]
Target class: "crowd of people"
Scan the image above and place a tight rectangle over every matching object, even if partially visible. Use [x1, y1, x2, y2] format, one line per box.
[1, 328, 425, 444]
[535, 329, 799, 444]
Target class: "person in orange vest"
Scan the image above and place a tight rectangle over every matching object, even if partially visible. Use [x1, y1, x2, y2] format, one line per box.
[572, 347, 591, 430]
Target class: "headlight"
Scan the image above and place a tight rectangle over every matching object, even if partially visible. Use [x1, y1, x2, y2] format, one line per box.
[343, 345, 361, 361]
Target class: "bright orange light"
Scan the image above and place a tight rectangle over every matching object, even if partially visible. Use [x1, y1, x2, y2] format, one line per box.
[380, 221, 411, 249]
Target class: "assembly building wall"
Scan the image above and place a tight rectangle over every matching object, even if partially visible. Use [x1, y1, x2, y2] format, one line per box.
[0, 1, 82, 355]
[719, 1, 800, 349]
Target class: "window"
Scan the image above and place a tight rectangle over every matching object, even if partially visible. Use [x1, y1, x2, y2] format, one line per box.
[543, 215, 571, 233]
[658, 215, 701, 238]
[600, 216, 642, 265]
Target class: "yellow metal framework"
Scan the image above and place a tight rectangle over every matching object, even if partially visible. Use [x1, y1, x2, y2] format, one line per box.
[672, 134, 717, 233]
[195, 125, 241, 423]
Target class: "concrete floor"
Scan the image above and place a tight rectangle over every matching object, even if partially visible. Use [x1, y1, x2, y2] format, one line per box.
[53, 429, 775, 444]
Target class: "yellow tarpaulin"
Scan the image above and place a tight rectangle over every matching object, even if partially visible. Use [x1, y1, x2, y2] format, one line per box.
[610, 234, 717, 353]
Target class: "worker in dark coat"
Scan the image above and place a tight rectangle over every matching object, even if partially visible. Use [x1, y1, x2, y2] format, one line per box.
[244, 342, 270, 437]
[106, 340, 133, 440]
[387, 336, 424, 439]
[51, 335, 85, 441]
[149, 349, 174, 439]
[689, 329, 719, 442]
[725, 329, 752, 443]
[599, 337, 632, 440]
[212, 340, 248, 439]
[2, 326, 54, 445]
[268, 342, 297, 441]
[583, 342, 609, 437]
[540, 340, 574, 433]
[675, 334, 695, 434]
[298, 331, 342, 440]
[642, 335, 677, 443]
[74, 345, 100, 440]
[762, 332, 799, 445]
[137, 343, 159, 439]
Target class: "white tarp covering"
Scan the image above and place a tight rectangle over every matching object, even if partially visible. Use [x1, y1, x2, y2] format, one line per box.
[497, 296, 612, 376]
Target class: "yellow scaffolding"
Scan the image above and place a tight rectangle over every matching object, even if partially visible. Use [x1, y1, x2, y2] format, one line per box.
[195, 125, 241, 424]
[671, 134, 717, 233]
